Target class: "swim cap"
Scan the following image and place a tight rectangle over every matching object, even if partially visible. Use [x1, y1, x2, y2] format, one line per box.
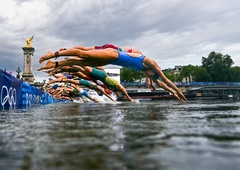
[52, 84, 58, 90]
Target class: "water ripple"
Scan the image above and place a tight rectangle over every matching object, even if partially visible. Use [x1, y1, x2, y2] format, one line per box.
[1, 100, 240, 170]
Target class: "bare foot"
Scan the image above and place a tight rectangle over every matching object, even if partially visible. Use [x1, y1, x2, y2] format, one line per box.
[37, 60, 55, 71]
[39, 51, 55, 64]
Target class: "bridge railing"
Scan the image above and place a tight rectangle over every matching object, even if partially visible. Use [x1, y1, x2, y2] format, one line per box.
[121, 82, 240, 87]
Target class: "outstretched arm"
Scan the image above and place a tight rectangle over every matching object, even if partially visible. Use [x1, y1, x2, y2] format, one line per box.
[154, 69, 187, 101]
[143, 57, 187, 101]
[117, 84, 135, 102]
[97, 86, 115, 102]
[153, 79, 182, 101]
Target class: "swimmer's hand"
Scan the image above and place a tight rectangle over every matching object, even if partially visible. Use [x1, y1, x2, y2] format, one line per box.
[148, 84, 156, 91]
[131, 99, 136, 103]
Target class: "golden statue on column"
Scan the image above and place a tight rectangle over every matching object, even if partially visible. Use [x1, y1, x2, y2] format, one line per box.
[22, 35, 35, 84]
[23, 35, 34, 47]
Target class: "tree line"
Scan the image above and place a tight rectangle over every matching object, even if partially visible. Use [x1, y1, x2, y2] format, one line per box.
[120, 51, 240, 82]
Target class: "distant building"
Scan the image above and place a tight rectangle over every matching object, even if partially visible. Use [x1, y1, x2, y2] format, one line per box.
[163, 65, 183, 75]
[163, 65, 193, 82]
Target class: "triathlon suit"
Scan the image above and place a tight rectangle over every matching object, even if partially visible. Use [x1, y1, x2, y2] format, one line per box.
[52, 84, 59, 89]
[73, 88, 78, 93]
[150, 73, 160, 80]
[63, 74, 76, 79]
[77, 89, 89, 98]
[108, 51, 145, 71]
[85, 75, 107, 88]
[79, 79, 99, 90]
[95, 44, 144, 70]
[95, 43, 133, 53]
[95, 44, 158, 79]
[76, 89, 95, 101]
[89, 68, 118, 91]
[95, 44, 119, 50]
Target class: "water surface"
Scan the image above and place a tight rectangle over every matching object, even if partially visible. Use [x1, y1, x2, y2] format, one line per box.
[1, 100, 240, 170]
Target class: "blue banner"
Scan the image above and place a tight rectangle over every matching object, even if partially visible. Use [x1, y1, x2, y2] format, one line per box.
[0, 69, 55, 110]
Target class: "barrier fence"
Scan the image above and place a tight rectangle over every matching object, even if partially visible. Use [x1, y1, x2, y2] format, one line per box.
[0, 69, 55, 110]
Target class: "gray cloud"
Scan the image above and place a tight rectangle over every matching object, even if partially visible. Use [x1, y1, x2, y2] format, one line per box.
[1, 0, 240, 82]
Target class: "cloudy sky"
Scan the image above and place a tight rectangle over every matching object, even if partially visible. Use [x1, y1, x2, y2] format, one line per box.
[1, 0, 240, 82]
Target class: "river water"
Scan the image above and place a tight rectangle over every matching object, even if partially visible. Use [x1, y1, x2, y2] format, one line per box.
[1, 99, 240, 170]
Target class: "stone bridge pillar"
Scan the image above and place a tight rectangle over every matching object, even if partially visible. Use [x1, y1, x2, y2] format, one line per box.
[22, 47, 35, 84]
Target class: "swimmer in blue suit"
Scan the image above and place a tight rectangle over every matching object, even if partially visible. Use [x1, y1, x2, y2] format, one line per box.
[38, 45, 187, 101]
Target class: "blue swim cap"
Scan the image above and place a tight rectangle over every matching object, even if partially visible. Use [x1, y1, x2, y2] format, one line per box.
[52, 84, 58, 90]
